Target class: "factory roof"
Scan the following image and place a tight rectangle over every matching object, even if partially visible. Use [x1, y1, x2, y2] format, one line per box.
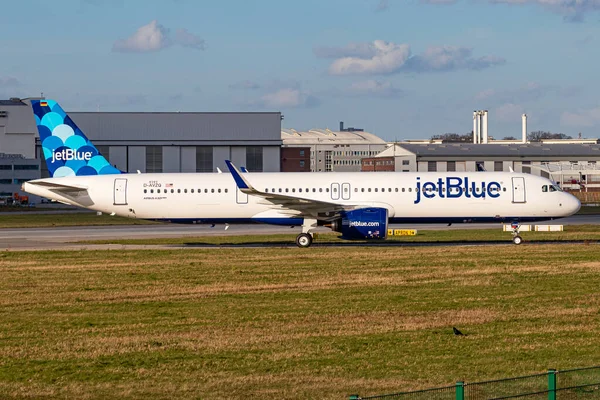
[282, 128, 386, 145]
[380, 143, 600, 158]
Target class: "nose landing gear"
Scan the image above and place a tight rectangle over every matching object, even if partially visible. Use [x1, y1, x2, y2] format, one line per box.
[511, 221, 523, 245]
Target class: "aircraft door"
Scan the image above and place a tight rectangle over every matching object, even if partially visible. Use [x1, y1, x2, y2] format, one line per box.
[341, 183, 351, 200]
[512, 177, 526, 203]
[331, 183, 340, 200]
[236, 188, 248, 204]
[114, 178, 127, 205]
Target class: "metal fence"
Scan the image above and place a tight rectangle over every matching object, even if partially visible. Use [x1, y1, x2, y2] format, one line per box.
[349, 385, 456, 400]
[350, 366, 600, 400]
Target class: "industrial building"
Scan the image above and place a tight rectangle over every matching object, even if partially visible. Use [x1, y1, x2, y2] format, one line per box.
[363, 142, 600, 190]
[281, 122, 388, 172]
[0, 98, 282, 197]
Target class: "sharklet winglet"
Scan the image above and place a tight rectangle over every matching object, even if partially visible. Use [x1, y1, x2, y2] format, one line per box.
[225, 160, 253, 191]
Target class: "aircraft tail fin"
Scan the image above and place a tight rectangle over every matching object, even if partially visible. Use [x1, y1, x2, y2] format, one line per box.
[30, 99, 122, 177]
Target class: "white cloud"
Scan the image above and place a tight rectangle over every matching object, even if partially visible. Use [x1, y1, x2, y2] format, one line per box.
[406, 46, 506, 72]
[174, 28, 205, 50]
[561, 106, 600, 127]
[113, 20, 171, 53]
[258, 88, 319, 108]
[327, 40, 411, 75]
[314, 42, 381, 59]
[112, 20, 205, 53]
[375, 0, 390, 11]
[425, 0, 600, 22]
[318, 40, 505, 75]
[347, 80, 403, 97]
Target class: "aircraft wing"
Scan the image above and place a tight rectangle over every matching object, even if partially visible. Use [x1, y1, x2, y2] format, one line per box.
[225, 161, 352, 220]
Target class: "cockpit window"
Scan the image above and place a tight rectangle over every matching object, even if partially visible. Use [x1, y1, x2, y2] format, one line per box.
[550, 185, 558, 192]
[542, 185, 548, 192]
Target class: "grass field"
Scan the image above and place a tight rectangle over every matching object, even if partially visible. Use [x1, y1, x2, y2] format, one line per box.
[80, 224, 600, 246]
[1, 245, 600, 399]
[0, 213, 156, 228]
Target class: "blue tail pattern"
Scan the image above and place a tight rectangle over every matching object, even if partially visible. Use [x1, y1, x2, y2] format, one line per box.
[31, 99, 121, 177]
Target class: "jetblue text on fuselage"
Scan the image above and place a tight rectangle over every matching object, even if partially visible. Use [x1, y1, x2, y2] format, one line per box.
[414, 177, 501, 204]
[51, 149, 93, 163]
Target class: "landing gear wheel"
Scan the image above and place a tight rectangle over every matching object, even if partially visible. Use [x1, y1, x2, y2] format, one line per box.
[512, 235, 523, 245]
[296, 233, 313, 248]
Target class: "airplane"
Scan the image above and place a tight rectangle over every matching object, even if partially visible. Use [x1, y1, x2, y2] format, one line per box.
[23, 99, 581, 247]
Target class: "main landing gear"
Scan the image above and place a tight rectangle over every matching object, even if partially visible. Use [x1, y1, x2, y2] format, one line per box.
[296, 218, 317, 248]
[510, 221, 523, 245]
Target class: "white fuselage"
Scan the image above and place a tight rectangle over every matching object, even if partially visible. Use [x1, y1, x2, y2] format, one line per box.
[23, 171, 580, 225]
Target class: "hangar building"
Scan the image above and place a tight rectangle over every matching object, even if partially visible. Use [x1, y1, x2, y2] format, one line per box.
[0, 98, 282, 197]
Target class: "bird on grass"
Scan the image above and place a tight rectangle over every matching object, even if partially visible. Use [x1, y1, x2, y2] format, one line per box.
[453, 327, 465, 336]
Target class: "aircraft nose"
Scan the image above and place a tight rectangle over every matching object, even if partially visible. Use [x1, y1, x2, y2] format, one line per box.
[561, 193, 581, 216]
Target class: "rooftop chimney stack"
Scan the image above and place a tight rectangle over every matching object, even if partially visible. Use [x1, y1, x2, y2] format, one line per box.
[340, 121, 344, 131]
[482, 110, 489, 144]
[522, 114, 527, 143]
[473, 112, 478, 144]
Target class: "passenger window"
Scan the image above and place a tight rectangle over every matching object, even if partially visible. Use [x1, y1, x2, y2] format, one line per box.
[361, 188, 365, 192]
[150, 189, 153, 193]
[225, 189, 228, 193]
[211, 189, 214, 193]
[395, 188, 398, 192]
[265, 189, 269, 193]
[354, 188, 358, 192]
[164, 189, 167, 193]
[279, 188, 282, 193]
[191, 189, 194, 193]
[171, 189, 174, 193]
[204, 189, 208, 193]
[184, 189, 188, 193]
[409, 188, 413, 192]
[319, 188, 322, 192]
[292, 188, 296, 193]
[298, 188, 302, 193]
[312, 188, 316, 193]
[218, 189, 221, 193]
[285, 188, 289, 193]
[375, 188, 378, 192]
[542, 185, 548, 192]
[503, 187, 507, 192]
[326, 188, 329, 192]
[402, 188, 405, 192]
[144, 189, 147, 193]
[368, 188, 371, 192]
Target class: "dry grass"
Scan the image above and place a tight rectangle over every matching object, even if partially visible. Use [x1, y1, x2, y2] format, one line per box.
[1, 245, 600, 399]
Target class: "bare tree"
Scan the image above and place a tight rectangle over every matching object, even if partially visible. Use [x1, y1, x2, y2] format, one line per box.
[528, 131, 572, 142]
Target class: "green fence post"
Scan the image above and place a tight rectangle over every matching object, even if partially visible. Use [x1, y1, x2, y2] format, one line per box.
[548, 369, 557, 400]
[456, 381, 464, 400]
[349, 395, 360, 400]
